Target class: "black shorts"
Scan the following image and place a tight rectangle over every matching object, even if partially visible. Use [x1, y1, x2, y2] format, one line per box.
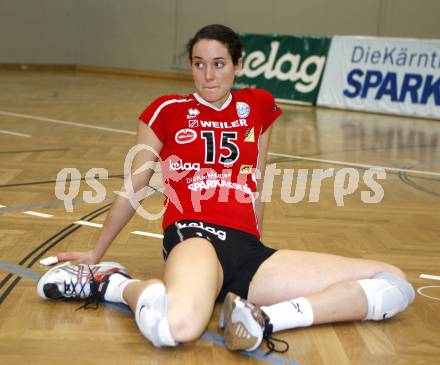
[163, 220, 276, 302]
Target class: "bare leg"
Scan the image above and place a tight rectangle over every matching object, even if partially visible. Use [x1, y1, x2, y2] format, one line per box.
[122, 237, 223, 343]
[222, 249, 413, 352]
[163, 237, 223, 342]
[221, 248, 414, 353]
[249, 249, 404, 305]
[248, 249, 408, 327]
[307, 280, 368, 324]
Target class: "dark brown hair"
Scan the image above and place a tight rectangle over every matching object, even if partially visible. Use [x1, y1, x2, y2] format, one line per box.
[186, 24, 243, 65]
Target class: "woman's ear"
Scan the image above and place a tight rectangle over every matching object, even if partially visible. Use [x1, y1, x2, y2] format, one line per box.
[234, 57, 243, 76]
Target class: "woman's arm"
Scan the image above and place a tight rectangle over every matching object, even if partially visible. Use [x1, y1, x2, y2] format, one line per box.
[57, 121, 163, 264]
[254, 126, 273, 237]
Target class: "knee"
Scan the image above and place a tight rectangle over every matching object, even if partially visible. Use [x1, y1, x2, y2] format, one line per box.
[134, 284, 207, 347]
[167, 300, 206, 343]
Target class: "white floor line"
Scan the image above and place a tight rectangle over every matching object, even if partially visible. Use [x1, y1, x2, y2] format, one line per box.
[417, 286, 440, 302]
[74, 220, 103, 228]
[0, 129, 32, 138]
[0, 205, 5, 208]
[131, 230, 164, 239]
[0, 110, 136, 135]
[268, 152, 440, 177]
[23, 211, 54, 218]
[73, 222, 162, 238]
[420, 274, 440, 281]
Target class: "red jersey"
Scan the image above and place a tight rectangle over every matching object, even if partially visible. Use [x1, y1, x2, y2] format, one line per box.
[139, 88, 281, 238]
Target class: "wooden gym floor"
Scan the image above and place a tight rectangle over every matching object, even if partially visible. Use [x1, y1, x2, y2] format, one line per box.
[0, 69, 439, 365]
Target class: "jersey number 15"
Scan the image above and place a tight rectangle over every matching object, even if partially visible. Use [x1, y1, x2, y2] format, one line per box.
[201, 131, 239, 165]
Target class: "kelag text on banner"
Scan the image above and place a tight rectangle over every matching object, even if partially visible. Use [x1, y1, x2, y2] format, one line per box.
[234, 33, 331, 104]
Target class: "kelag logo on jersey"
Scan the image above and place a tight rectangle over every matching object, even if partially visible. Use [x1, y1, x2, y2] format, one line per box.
[175, 128, 197, 144]
[169, 159, 200, 172]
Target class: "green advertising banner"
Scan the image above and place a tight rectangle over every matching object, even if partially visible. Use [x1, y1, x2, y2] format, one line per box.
[234, 33, 331, 104]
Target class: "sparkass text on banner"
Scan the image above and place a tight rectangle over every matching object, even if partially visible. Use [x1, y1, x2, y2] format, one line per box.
[317, 36, 440, 119]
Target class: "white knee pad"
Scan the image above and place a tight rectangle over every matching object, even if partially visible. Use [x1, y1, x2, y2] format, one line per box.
[357, 272, 415, 321]
[135, 283, 178, 347]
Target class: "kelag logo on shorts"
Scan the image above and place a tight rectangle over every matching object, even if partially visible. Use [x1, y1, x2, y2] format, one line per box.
[234, 33, 331, 104]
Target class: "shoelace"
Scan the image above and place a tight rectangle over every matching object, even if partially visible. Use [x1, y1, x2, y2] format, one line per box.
[76, 266, 101, 311]
[63, 265, 89, 299]
[63, 279, 88, 298]
[261, 314, 290, 355]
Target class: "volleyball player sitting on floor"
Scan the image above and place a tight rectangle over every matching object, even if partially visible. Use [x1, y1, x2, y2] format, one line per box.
[37, 24, 414, 353]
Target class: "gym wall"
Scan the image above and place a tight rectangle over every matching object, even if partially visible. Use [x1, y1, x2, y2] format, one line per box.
[1, 0, 439, 73]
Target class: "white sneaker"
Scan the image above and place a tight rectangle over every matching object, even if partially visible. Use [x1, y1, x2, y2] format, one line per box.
[37, 262, 130, 303]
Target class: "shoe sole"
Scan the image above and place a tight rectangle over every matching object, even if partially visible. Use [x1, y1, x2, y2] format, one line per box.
[219, 292, 236, 329]
[36, 261, 127, 300]
[223, 294, 262, 352]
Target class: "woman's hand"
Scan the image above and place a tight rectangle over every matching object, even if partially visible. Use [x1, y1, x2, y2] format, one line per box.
[55, 250, 100, 265]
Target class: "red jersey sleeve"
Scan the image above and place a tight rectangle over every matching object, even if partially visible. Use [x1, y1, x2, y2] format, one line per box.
[250, 88, 282, 133]
[138, 95, 177, 143]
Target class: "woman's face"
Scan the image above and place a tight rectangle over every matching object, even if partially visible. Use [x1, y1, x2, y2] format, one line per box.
[191, 39, 242, 108]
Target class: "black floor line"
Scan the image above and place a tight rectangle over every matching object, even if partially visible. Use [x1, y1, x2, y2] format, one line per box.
[0, 203, 112, 305]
